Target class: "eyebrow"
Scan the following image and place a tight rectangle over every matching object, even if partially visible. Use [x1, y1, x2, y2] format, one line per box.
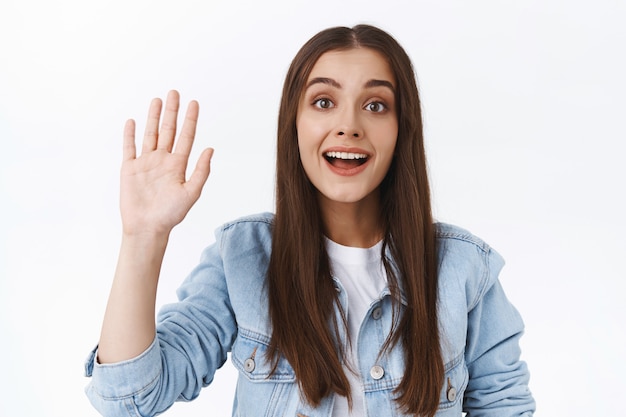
[305, 77, 341, 90]
[364, 79, 396, 93]
[305, 77, 396, 94]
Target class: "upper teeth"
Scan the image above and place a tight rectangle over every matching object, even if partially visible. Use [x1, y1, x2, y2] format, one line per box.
[326, 151, 368, 160]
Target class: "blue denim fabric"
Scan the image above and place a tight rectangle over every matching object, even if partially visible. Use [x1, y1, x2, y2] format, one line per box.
[84, 212, 535, 416]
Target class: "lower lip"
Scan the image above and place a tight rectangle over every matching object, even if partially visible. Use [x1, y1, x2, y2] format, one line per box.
[325, 158, 370, 176]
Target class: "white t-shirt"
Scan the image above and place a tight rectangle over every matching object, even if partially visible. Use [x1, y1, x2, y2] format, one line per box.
[326, 238, 387, 417]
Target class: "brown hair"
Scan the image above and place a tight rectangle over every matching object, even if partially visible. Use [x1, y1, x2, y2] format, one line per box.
[267, 24, 444, 416]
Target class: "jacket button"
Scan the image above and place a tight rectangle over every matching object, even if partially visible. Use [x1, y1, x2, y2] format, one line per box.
[371, 306, 382, 320]
[446, 386, 457, 402]
[370, 365, 384, 380]
[244, 358, 255, 373]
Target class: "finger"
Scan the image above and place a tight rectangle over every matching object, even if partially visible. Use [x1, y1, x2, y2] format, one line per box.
[141, 97, 163, 154]
[186, 147, 214, 197]
[122, 119, 137, 162]
[173, 100, 200, 157]
[157, 90, 180, 152]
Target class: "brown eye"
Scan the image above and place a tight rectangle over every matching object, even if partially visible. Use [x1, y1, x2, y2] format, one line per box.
[366, 101, 386, 113]
[314, 98, 333, 109]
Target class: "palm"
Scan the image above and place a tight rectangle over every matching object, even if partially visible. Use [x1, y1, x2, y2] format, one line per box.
[120, 91, 213, 236]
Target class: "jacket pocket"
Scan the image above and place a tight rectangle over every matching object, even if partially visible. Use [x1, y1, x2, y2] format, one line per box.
[437, 353, 468, 412]
[231, 328, 298, 417]
[231, 327, 296, 382]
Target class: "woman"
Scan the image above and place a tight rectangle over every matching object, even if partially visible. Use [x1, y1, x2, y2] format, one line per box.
[85, 25, 535, 416]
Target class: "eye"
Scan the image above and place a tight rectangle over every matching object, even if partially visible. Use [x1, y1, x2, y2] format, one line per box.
[366, 101, 387, 113]
[313, 98, 334, 109]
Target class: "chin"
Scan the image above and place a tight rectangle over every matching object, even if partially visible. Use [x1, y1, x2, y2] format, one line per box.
[318, 188, 375, 205]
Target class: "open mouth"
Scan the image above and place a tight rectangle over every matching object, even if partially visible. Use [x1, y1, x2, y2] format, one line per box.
[324, 151, 369, 169]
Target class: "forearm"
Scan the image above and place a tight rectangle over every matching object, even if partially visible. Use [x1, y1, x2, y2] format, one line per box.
[98, 231, 169, 363]
[464, 278, 535, 415]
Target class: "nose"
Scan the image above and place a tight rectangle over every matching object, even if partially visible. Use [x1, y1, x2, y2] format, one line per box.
[337, 130, 360, 138]
[335, 107, 363, 139]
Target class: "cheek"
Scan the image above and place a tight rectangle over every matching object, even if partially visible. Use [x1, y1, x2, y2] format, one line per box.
[295, 121, 316, 171]
[296, 117, 326, 152]
[372, 121, 398, 154]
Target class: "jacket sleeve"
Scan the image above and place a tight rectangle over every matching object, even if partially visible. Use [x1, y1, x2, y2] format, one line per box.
[463, 249, 536, 416]
[84, 228, 238, 417]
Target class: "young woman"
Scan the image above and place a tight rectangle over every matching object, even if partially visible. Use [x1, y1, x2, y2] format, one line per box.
[85, 25, 535, 417]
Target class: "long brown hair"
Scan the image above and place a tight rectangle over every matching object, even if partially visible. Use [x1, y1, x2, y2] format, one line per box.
[267, 25, 444, 416]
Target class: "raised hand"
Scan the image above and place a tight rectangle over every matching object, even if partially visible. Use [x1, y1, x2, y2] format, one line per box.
[120, 90, 213, 236]
[98, 91, 213, 362]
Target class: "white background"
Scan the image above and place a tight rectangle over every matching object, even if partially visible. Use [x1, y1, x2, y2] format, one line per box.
[1, 0, 624, 415]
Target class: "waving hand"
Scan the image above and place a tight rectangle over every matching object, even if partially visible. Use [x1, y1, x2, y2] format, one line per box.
[120, 90, 213, 236]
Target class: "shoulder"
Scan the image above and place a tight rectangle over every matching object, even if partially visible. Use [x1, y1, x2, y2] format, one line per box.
[210, 212, 275, 266]
[434, 222, 505, 310]
[435, 222, 494, 253]
[220, 212, 275, 231]
[434, 222, 503, 266]
[216, 212, 274, 244]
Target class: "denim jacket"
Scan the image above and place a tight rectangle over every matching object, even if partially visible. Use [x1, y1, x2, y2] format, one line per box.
[84, 213, 535, 416]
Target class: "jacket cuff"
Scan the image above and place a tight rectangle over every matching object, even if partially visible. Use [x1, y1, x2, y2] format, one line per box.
[84, 338, 161, 399]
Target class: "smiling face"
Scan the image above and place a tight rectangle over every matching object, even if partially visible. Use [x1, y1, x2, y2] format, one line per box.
[296, 48, 398, 213]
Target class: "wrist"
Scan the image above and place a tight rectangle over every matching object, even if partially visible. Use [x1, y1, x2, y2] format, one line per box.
[121, 224, 172, 240]
[120, 230, 170, 254]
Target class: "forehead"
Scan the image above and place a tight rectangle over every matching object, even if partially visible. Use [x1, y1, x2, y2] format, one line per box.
[307, 48, 395, 85]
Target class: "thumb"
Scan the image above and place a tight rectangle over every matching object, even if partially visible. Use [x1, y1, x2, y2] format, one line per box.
[186, 147, 214, 196]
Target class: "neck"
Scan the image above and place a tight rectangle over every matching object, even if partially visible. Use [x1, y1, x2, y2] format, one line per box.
[318, 191, 383, 248]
